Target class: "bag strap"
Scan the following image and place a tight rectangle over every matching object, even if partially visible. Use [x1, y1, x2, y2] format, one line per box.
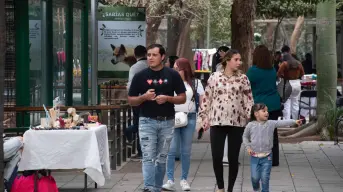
[186, 78, 198, 113]
[191, 78, 197, 101]
[282, 78, 288, 103]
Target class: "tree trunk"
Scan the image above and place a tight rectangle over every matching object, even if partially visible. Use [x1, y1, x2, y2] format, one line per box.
[279, 121, 315, 136]
[0, 0, 5, 190]
[280, 23, 290, 46]
[146, 17, 163, 45]
[198, 30, 206, 49]
[316, 0, 337, 139]
[231, 0, 257, 73]
[177, 18, 193, 61]
[279, 122, 318, 139]
[167, 16, 180, 56]
[265, 22, 274, 50]
[196, 25, 206, 49]
[272, 18, 283, 54]
[290, 16, 305, 54]
[146, 0, 177, 45]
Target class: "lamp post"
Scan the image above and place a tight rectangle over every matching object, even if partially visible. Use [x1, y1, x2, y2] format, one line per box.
[91, 0, 98, 105]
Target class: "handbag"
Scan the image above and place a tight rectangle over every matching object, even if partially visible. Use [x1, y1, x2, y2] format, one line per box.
[174, 112, 188, 128]
[277, 78, 292, 103]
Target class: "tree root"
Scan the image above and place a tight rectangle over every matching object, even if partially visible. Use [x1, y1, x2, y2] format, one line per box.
[279, 121, 316, 137]
[279, 121, 318, 138]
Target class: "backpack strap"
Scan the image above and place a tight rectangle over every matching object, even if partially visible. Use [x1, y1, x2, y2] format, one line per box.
[191, 78, 200, 112]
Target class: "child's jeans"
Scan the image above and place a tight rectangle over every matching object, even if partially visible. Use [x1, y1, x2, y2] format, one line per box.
[250, 153, 273, 192]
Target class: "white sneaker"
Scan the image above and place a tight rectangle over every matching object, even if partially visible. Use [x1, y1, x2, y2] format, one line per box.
[180, 180, 191, 191]
[162, 180, 175, 191]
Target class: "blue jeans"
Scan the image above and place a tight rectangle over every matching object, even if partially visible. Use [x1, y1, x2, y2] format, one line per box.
[250, 153, 273, 192]
[167, 113, 196, 181]
[139, 117, 175, 192]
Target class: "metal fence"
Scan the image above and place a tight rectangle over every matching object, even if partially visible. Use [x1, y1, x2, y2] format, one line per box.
[4, 0, 16, 129]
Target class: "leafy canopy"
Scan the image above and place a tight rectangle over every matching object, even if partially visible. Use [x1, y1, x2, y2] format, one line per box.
[257, 0, 326, 19]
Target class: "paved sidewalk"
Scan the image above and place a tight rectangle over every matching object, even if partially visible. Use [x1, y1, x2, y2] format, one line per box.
[56, 142, 343, 192]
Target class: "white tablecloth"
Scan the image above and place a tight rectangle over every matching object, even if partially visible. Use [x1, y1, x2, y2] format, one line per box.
[18, 125, 111, 186]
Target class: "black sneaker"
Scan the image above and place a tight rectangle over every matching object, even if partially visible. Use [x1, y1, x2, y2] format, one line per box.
[223, 161, 241, 165]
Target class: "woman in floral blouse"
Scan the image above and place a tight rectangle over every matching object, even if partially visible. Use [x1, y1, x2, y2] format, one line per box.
[197, 49, 254, 192]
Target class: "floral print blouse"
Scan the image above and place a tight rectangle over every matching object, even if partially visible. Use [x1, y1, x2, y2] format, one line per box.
[197, 71, 254, 128]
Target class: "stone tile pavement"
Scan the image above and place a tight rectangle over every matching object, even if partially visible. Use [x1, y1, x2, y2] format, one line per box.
[56, 142, 343, 192]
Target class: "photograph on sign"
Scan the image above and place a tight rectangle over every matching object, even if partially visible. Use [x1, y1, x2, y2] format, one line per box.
[97, 6, 146, 78]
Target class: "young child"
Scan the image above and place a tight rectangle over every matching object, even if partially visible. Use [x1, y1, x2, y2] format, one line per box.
[243, 103, 302, 192]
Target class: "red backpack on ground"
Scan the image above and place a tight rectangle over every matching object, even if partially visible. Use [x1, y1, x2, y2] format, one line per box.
[11, 172, 58, 192]
[11, 174, 35, 192]
[38, 176, 58, 192]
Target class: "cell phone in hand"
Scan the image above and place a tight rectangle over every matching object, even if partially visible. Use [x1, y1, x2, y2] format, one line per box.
[197, 128, 204, 140]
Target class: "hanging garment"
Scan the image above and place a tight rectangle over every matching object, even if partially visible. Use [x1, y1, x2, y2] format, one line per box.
[197, 52, 202, 70]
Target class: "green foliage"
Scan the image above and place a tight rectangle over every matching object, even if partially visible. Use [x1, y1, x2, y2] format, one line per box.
[191, 0, 232, 48]
[323, 93, 342, 140]
[337, 0, 343, 10]
[209, 0, 232, 47]
[256, 0, 325, 19]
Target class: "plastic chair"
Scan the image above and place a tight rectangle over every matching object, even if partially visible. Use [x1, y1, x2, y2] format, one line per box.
[298, 90, 317, 120]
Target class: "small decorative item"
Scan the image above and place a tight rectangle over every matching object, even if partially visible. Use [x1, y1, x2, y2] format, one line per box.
[43, 104, 51, 128]
[64, 118, 72, 128]
[59, 117, 65, 128]
[88, 115, 98, 123]
[67, 108, 81, 128]
[53, 97, 61, 118]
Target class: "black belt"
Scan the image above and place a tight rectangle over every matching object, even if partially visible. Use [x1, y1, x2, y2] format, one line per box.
[149, 116, 174, 121]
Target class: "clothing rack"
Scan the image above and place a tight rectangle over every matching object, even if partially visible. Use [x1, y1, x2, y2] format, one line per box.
[192, 48, 214, 51]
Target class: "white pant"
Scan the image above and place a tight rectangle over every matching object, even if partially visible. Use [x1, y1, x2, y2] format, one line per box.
[283, 79, 301, 120]
[223, 136, 228, 162]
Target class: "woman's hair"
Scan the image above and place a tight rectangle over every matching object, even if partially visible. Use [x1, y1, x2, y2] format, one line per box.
[218, 46, 230, 53]
[175, 58, 195, 87]
[250, 103, 267, 121]
[214, 46, 230, 64]
[253, 45, 273, 69]
[168, 56, 179, 68]
[220, 49, 240, 69]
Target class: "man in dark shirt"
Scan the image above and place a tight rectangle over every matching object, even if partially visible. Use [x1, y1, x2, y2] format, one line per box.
[128, 44, 186, 192]
[125, 45, 148, 160]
